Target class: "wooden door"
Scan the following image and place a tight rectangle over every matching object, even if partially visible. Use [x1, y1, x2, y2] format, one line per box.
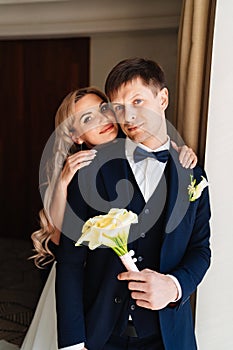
[0, 37, 90, 240]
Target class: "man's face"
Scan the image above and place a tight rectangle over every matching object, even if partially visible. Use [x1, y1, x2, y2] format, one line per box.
[110, 77, 168, 148]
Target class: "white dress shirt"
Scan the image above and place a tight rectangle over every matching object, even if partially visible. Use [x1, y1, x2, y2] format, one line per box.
[60, 344, 85, 350]
[125, 137, 182, 301]
[59, 137, 181, 350]
[125, 137, 169, 202]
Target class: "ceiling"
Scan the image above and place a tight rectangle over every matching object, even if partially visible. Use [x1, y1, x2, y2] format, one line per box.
[0, 0, 70, 3]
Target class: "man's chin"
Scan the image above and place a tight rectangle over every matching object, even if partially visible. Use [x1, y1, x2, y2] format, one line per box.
[126, 132, 151, 144]
[124, 130, 143, 142]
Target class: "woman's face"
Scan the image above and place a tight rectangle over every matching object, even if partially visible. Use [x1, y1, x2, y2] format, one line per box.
[71, 93, 118, 148]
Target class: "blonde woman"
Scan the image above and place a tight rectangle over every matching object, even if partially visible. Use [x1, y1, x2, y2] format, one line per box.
[31, 87, 119, 269]
[22, 86, 197, 350]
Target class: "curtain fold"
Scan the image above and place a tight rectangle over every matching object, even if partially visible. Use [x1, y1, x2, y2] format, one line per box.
[173, 0, 217, 324]
[173, 0, 217, 166]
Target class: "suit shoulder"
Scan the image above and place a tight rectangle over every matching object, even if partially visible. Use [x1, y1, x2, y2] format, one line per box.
[192, 164, 208, 181]
[169, 147, 208, 180]
[93, 137, 126, 162]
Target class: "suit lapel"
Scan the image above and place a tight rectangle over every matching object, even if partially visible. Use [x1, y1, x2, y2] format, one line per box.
[164, 147, 193, 235]
[97, 138, 137, 210]
[165, 149, 193, 237]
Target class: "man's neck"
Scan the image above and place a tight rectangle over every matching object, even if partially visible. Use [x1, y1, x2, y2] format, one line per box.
[141, 135, 169, 151]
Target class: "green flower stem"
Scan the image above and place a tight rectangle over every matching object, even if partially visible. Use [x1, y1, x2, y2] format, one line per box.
[104, 235, 128, 257]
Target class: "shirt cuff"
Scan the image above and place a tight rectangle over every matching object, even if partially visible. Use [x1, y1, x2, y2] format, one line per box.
[59, 343, 85, 350]
[166, 274, 182, 301]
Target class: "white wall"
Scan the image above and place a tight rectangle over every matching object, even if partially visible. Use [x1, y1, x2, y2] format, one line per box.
[196, 0, 233, 348]
[90, 29, 179, 121]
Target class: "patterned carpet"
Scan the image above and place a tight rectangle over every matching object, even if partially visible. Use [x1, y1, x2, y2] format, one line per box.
[0, 238, 42, 347]
[0, 301, 33, 346]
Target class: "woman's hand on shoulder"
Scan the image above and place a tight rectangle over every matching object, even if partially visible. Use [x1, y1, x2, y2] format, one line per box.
[171, 140, 197, 169]
[60, 149, 97, 187]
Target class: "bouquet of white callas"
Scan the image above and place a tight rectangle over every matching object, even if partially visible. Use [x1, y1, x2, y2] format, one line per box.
[75, 208, 139, 271]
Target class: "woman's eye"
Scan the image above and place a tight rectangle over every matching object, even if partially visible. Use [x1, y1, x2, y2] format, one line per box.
[83, 115, 92, 124]
[100, 103, 110, 113]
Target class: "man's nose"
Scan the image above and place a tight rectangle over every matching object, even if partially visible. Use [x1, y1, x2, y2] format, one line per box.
[124, 105, 136, 123]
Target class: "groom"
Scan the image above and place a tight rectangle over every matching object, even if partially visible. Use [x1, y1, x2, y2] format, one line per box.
[56, 58, 211, 350]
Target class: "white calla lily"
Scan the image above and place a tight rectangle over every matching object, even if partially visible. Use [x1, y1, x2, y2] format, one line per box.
[188, 175, 209, 202]
[75, 208, 139, 271]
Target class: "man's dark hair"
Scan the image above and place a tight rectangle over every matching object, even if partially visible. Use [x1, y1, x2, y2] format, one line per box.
[105, 57, 166, 100]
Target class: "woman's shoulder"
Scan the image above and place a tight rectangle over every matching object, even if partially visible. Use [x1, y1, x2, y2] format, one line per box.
[94, 136, 126, 158]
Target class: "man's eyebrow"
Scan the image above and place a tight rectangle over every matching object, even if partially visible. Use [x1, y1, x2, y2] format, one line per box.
[128, 93, 143, 100]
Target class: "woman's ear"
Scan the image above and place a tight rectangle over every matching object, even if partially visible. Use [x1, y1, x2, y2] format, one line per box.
[71, 133, 84, 145]
[160, 87, 169, 111]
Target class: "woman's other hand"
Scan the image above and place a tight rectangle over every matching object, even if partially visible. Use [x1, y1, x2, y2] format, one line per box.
[171, 141, 197, 169]
[60, 149, 97, 187]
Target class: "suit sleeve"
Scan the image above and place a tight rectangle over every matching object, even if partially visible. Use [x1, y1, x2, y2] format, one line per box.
[169, 169, 211, 307]
[55, 170, 88, 348]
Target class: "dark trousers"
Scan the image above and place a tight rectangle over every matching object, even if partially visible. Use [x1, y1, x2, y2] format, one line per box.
[102, 334, 165, 350]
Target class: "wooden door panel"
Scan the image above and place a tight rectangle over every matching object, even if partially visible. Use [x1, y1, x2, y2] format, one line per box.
[0, 37, 90, 239]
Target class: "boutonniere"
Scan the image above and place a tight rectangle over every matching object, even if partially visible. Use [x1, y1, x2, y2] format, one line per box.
[75, 208, 139, 271]
[188, 175, 209, 202]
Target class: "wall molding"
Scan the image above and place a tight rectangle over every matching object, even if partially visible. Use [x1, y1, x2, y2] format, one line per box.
[0, 16, 180, 39]
[0, 0, 182, 39]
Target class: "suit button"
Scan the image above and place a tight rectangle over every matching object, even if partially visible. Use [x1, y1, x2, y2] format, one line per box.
[130, 304, 136, 311]
[144, 208, 150, 214]
[138, 256, 143, 262]
[114, 297, 122, 304]
[140, 232, 146, 238]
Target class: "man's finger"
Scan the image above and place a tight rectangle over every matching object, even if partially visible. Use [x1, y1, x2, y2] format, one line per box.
[118, 271, 145, 281]
[135, 299, 152, 309]
[128, 281, 147, 292]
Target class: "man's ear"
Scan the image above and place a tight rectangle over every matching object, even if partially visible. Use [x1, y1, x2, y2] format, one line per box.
[160, 87, 169, 111]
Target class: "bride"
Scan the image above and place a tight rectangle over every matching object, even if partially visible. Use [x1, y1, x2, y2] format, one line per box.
[21, 87, 197, 350]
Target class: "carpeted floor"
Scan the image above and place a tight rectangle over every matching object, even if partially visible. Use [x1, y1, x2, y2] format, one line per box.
[0, 238, 42, 347]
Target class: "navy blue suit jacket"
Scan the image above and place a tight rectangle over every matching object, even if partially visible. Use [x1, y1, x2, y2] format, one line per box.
[56, 138, 211, 350]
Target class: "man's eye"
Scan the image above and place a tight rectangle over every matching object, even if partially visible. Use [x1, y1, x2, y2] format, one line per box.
[133, 99, 143, 105]
[114, 104, 125, 112]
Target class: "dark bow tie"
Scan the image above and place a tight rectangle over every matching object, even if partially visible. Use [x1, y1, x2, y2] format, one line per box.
[133, 146, 169, 163]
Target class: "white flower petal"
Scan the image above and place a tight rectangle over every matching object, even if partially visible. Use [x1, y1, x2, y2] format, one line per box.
[188, 176, 209, 201]
[75, 208, 138, 254]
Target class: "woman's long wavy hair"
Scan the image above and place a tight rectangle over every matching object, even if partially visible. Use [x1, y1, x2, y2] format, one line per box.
[31, 87, 108, 268]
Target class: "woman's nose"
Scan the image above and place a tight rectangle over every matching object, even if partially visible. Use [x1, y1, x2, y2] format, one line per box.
[98, 112, 110, 123]
[99, 107, 115, 123]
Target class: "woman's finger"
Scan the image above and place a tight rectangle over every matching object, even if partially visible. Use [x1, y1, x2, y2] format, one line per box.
[179, 146, 197, 168]
[66, 150, 97, 166]
[60, 150, 97, 185]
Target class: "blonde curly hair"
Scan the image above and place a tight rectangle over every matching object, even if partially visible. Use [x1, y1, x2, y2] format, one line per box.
[31, 87, 108, 267]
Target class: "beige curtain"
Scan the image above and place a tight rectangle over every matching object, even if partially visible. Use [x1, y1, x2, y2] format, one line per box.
[173, 0, 217, 323]
[174, 0, 217, 166]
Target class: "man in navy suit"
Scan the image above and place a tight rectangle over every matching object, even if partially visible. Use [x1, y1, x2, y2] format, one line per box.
[56, 58, 211, 350]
